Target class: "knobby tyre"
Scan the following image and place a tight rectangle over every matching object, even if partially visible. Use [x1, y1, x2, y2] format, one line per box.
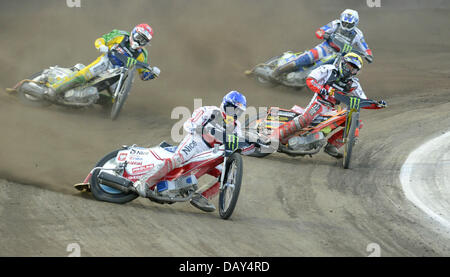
[219, 153, 243, 219]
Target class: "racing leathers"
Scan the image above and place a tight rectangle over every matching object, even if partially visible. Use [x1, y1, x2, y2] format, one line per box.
[272, 64, 382, 153]
[272, 20, 373, 78]
[49, 29, 158, 94]
[133, 106, 256, 198]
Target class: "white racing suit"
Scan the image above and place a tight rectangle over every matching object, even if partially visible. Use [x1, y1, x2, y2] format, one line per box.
[134, 106, 255, 197]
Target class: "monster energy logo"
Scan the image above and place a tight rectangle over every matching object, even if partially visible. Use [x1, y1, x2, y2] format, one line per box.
[342, 43, 352, 53]
[126, 57, 137, 67]
[349, 97, 360, 110]
[227, 135, 239, 151]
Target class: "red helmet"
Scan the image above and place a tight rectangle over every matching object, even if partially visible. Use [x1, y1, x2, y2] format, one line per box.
[130, 23, 153, 49]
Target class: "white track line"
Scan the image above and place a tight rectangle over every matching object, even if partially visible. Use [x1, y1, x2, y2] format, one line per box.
[400, 131, 450, 231]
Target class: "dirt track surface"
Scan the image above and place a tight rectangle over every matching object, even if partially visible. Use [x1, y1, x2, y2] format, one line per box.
[1, 0, 450, 256]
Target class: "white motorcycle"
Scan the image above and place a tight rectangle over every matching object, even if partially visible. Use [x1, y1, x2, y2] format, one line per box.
[245, 33, 369, 89]
[74, 138, 257, 219]
[7, 50, 158, 120]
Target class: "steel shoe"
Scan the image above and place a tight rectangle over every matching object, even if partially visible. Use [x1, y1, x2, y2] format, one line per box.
[190, 193, 216, 212]
[324, 143, 343, 159]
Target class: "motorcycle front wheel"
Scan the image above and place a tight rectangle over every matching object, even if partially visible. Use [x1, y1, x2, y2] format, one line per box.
[110, 69, 134, 120]
[342, 112, 359, 169]
[218, 153, 243, 219]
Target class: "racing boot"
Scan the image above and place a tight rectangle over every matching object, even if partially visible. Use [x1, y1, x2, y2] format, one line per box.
[271, 60, 297, 79]
[270, 114, 310, 144]
[190, 193, 216, 212]
[323, 143, 343, 159]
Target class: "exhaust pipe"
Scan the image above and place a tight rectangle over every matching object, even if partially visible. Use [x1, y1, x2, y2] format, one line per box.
[97, 171, 135, 193]
[21, 82, 47, 99]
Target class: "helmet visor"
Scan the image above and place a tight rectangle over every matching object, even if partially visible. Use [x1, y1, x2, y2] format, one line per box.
[344, 62, 359, 75]
[342, 21, 355, 29]
[133, 32, 150, 46]
[223, 102, 245, 118]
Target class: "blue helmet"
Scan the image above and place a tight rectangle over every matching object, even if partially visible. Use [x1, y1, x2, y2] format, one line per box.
[220, 90, 247, 119]
[340, 9, 359, 31]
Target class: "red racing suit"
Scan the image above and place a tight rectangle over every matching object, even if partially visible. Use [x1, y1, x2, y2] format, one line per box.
[275, 64, 381, 147]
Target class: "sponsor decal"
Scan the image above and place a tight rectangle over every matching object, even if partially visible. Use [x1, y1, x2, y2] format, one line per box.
[132, 164, 154, 174]
[227, 134, 239, 151]
[127, 161, 143, 166]
[342, 43, 352, 53]
[126, 57, 137, 68]
[118, 45, 133, 57]
[182, 140, 197, 155]
[349, 97, 361, 110]
[308, 103, 321, 116]
[277, 111, 297, 117]
[332, 83, 345, 91]
[117, 152, 127, 162]
[130, 148, 149, 155]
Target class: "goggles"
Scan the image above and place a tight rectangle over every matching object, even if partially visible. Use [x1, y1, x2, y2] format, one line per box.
[133, 32, 150, 46]
[223, 102, 245, 118]
[341, 21, 355, 29]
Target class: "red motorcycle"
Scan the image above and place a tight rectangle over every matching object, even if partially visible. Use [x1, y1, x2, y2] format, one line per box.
[244, 91, 386, 168]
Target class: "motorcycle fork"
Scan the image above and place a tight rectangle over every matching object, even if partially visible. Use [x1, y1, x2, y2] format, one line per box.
[219, 157, 227, 190]
[343, 109, 356, 142]
[112, 69, 125, 100]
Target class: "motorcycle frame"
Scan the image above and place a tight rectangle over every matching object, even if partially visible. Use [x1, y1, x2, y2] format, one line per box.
[82, 146, 228, 201]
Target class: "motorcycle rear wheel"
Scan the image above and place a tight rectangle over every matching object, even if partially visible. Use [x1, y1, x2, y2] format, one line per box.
[17, 71, 52, 107]
[90, 149, 138, 204]
[219, 153, 243, 219]
[254, 55, 282, 88]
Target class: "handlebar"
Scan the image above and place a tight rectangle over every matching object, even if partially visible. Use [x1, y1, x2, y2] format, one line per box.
[108, 50, 153, 71]
[327, 33, 369, 60]
[333, 91, 381, 110]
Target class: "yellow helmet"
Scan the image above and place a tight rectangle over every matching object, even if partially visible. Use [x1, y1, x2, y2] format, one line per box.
[339, 52, 363, 78]
[344, 52, 363, 69]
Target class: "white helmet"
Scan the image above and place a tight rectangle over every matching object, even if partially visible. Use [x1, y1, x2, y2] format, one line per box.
[340, 9, 359, 31]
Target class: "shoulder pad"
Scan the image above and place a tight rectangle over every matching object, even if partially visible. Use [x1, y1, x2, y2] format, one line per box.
[116, 29, 130, 36]
[351, 76, 360, 82]
[331, 19, 340, 26]
[354, 28, 364, 37]
[322, 64, 337, 72]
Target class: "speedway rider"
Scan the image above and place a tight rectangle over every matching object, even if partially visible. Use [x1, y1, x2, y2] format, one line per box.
[134, 91, 256, 211]
[45, 23, 160, 97]
[271, 52, 386, 158]
[272, 9, 373, 79]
